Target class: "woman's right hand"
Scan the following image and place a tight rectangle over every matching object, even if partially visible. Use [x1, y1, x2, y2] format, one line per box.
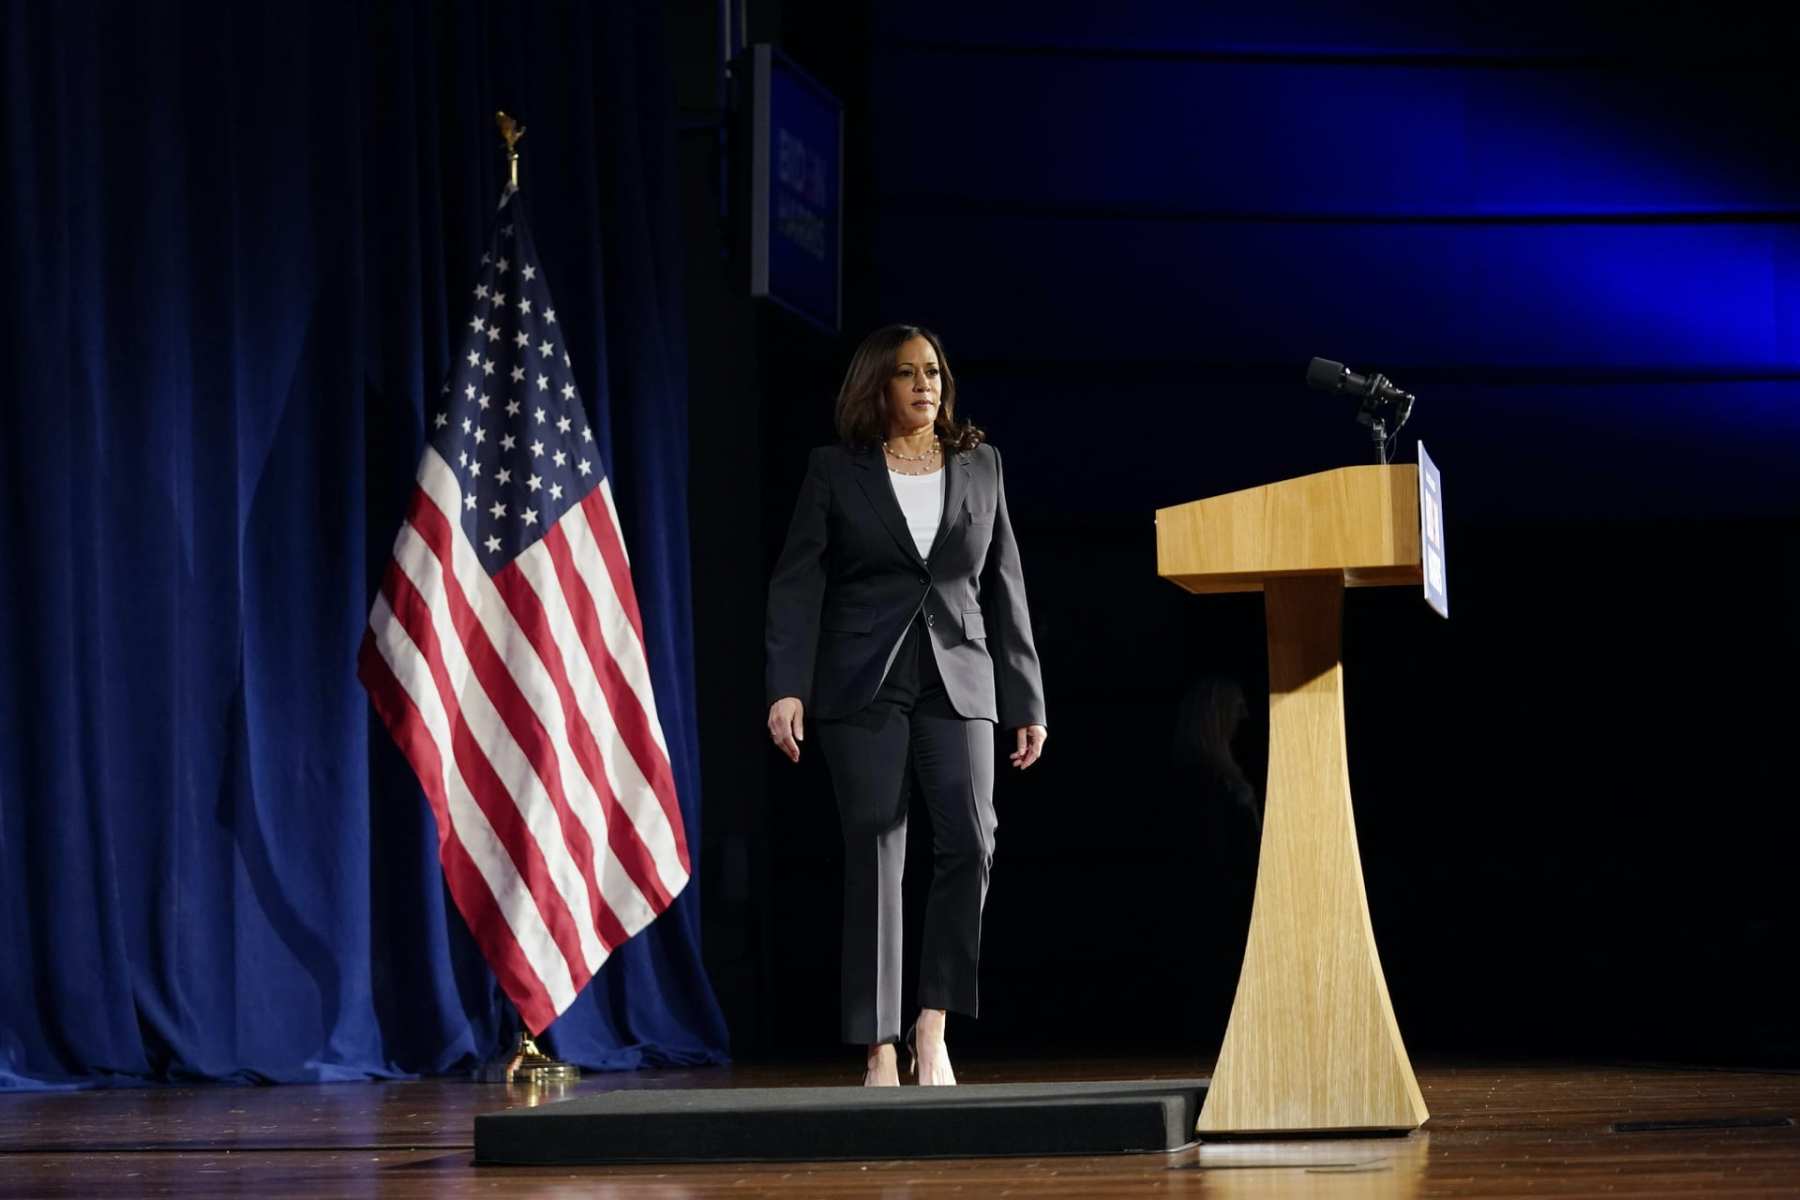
[767, 697, 806, 763]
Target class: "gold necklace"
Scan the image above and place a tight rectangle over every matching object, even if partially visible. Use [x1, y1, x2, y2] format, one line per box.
[883, 438, 940, 463]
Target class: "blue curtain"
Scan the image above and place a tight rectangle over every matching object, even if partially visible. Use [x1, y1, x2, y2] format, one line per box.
[0, 0, 728, 1088]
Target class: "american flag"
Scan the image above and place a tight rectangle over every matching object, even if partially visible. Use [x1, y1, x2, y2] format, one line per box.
[359, 187, 690, 1035]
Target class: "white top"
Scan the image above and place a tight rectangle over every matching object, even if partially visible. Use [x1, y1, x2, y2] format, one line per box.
[888, 468, 945, 559]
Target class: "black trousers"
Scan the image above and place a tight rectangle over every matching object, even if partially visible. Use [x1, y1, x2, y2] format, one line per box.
[815, 618, 998, 1046]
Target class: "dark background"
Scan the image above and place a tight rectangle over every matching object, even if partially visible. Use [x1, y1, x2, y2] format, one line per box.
[672, 1, 1800, 1067]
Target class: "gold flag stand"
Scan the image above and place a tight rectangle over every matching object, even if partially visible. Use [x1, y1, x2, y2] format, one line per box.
[479, 1029, 580, 1086]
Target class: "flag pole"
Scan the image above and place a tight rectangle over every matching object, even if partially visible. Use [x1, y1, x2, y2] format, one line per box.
[471, 109, 578, 1092]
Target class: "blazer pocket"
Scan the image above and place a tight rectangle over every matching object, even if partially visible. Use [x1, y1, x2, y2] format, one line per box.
[967, 504, 996, 526]
[822, 605, 875, 634]
[961, 609, 987, 641]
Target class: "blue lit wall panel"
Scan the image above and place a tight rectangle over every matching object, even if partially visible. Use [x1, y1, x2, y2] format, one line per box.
[1778, 232, 1800, 361]
[874, 1, 1795, 58]
[872, 52, 1799, 216]
[844, 3, 1799, 1066]
[863, 4, 1798, 518]
[877, 214, 1797, 369]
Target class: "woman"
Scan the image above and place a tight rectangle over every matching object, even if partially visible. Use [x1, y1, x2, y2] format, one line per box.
[765, 324, 1048, 1087]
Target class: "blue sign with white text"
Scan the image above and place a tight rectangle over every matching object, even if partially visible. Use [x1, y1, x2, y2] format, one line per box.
[755, 49, 841, 331]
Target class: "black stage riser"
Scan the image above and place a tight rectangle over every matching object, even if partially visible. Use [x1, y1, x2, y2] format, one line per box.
[475, 1079, 1211, 1164]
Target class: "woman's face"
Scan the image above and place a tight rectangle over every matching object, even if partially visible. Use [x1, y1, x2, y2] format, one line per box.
[883, 336, 942, 438]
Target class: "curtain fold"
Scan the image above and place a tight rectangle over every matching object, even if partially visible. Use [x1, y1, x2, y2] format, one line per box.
[0, 0, 727, 1089]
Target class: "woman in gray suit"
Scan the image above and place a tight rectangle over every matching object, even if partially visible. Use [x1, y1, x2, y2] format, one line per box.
[765, 324, 1048, 1087]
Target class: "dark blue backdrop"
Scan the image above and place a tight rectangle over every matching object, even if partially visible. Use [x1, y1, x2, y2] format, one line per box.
[0, 0, 727, 1088]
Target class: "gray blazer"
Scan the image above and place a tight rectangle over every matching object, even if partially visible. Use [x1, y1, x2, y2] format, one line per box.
[765, 442, 1047, 728]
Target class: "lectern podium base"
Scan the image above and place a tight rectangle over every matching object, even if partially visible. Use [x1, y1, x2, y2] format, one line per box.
[1196, 574, 1428, 1135]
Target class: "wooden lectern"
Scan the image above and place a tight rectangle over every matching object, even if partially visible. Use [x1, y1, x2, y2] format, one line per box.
[1156, 464, 1431, 1136]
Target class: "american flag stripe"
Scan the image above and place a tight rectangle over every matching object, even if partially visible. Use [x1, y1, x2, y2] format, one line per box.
[559, 499, 690, 871]
[543, 515, 689, 882]
[392, 497, 624, 966]
[363, 190, 692, 1034]
[584, 484, 649, 646]
[534, 521, 681, 895]
[377, 539, 605, 979]
[363, 591, 581, 1021]
[495, 550, 673, 916]
[358, 639, 563, 1034]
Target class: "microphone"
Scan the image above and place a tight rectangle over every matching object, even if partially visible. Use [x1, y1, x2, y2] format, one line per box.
[1305, 357, 1417, 464]
[1305, 357, 1414, 415]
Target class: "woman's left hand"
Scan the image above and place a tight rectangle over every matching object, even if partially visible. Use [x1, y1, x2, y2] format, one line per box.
[1010, 724, 1048, 770]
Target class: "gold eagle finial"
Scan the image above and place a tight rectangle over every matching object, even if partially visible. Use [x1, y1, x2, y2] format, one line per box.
[495, 112, 525, 188]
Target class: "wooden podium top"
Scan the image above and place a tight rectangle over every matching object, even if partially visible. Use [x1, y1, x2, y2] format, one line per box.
[1156, 464, 1423, 594]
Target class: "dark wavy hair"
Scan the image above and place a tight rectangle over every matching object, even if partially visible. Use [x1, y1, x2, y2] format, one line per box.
[833, 324, 985, 452]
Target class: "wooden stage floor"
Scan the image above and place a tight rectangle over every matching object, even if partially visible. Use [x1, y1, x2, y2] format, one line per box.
[1, 1059, 1795, 1198]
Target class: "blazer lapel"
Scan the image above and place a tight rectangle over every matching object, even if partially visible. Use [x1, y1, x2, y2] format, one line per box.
[850, 448, 926, 567]
[926, 449, 971, 563]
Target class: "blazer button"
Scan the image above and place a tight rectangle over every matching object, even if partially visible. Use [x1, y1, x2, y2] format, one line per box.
[918, 574, 929, 585]
[926, 612, 935, 627]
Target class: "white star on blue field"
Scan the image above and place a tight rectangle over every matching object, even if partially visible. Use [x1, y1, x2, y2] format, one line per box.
[430, 198, 597, 570]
